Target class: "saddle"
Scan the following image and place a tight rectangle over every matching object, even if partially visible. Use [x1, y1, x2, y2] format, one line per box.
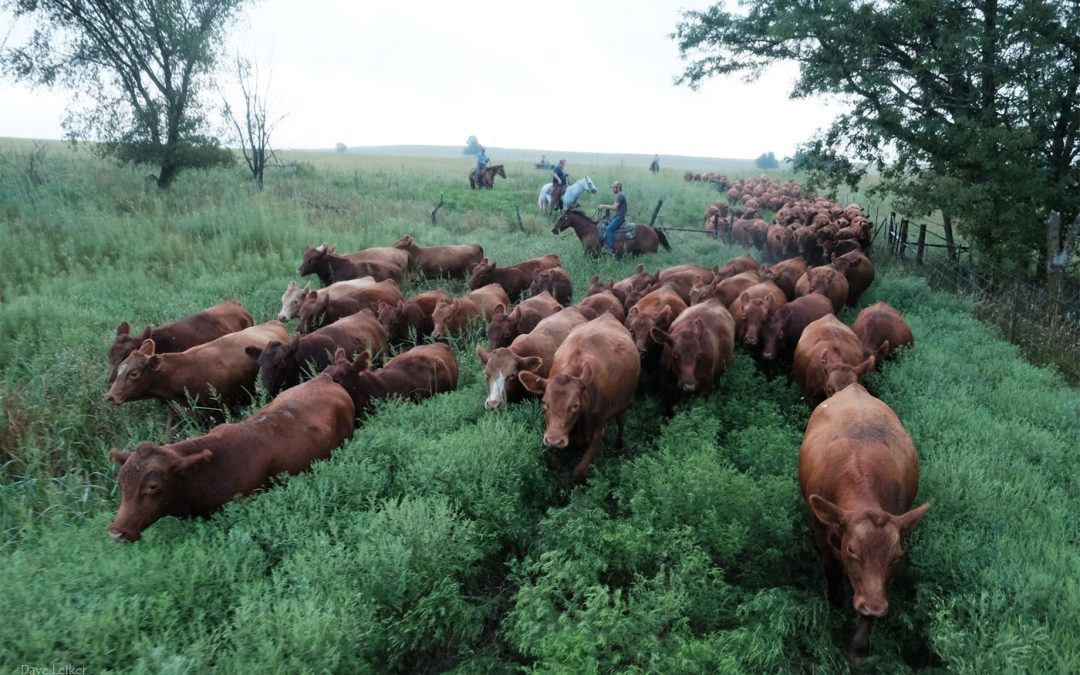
[597, 218, 636, 241]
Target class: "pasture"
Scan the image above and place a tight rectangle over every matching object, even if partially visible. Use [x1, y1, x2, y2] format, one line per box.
[0, 140, 1077, 672]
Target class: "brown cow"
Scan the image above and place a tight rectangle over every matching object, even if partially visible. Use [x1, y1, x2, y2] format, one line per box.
[831, 250, 876, 306]
[467, 255, 561, 302]
[108, 370, 354, 542]
[297, 280, 404, 334]
[486, 291, 562, 349]
[799, 383, 929, 662]
[431, 283, 511, 339]
[715, 254, 759, 280]
[712, 269, 762, 307]
[612, 264, 659, 309]
[851, 302, 914, 363]
[527, 267, 573, 305]
[392, 235, 483, 279]
[728, 281, 787, 347]
[519, 314, 640, 482]
[324, 343, 459, 415]
[624, 284, 687, 358]
[657, 264, 715, 304]
[476, 307, 588, 409]
[760, 293, 835, 362]
[277, 277, 376, 322]
[376, 289, 453, 343]
[793, 315, 875, 408]
[108, 301, 253, 384]
[650, 298, 735, 399]
[766, 224, 794, 262]
[245, 311, 388, 395]
[762, 257, 808, 301]
[795, 266, 850, 313]
[576, 291, 625, 322]
[298, 243, 408, 286]
[104, 321, 289, 409]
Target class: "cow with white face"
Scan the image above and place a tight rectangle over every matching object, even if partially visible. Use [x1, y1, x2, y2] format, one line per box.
[277, 277, 378, 322]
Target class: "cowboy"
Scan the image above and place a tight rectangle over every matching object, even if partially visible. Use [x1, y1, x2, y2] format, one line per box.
[598, 181, 627, 251]
[552, 159, 568, 187]
[474, 146, 489, 185]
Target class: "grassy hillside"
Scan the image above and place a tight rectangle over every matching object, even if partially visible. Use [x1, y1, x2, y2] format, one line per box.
[0, 141, 1077, 672]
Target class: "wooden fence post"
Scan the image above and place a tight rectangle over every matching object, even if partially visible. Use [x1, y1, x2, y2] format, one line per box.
[431, 193, 444, 226]
[898, 219, 909, 258]
[916, 223, 927, 263]
[515, 207, 524, 232]
[942, 213, 957, 261]
[649, 199, 664, 227]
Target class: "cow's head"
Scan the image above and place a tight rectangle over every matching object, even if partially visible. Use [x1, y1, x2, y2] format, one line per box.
[485, 304, 514, 349]
[809, 495, 930, 618]
[247, 338, 300, 396]
[760, 309, 786, 360]
[626, 305, 673, 355]
[585, 275, 612, 297]
[738, 290, 776, 347]
[297, 291, 328, 335]
[278, 280, 311, 322]
[519, 362, 592, 449]
[323, 348, 374, 412]
[823, 352, 876, 398]
[652, 320, 708, 393]
[108, 443, 213, 542]
[104, 339, 161, 404]
[298, 243, 329, 276]
[476, 345, 542, 410]
[393, 235, 416, 252]
[467, 258, 494, 290]
[376, 300, 404, 337]
[107, 321, 153, 384]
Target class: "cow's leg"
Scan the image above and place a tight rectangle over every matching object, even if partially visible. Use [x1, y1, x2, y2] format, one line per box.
[824, 555, 844, 608]
[615, 410, 627, 449]
[848, 615, 874, 664]
[571, 428, 605, 483]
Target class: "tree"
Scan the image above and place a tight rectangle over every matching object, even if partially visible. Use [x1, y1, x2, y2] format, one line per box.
[674, 1, 1080, 275]
[222, 55, 286, 192]
[335, 142, 347, 153]
[755, 151, 779, 170]
[1, 0, 247, 188]
[463, 135, 481, 156]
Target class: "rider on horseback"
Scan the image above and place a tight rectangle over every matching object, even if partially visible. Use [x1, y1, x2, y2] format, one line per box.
[550, 159, 568, 209]
[598, 181, 627, 252]
[475, 146, 489, 185]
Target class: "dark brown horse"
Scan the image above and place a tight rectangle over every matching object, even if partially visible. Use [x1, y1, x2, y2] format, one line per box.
[469, 164, 507, 189]
[553, 209, 671, 257]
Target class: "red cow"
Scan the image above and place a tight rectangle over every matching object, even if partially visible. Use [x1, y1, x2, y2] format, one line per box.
[392, 235, 483, 278]
[476, 307, 588, 409]
[527, 267, 574, 305]
[799, 383, 929, 662]
[761, 256, 808, 301]
[431, 283, 511, 338]
[657, 263, 715, 304]
[760, 293, 835, 362]
[766, 224, 793, 262]
[278, 277, 376, 322]
[793, 315, 875, 408]
[795, 266, 850, 313]
[612, 264, 659, 309]
[298, 243, 409, 286]
[851, 302, 914, 363]
[107, 370, 354, 542]
[375, 289, 453, 343]
[727, 281, 787, 347]
[650, 298, 735, 399]
[297, 280, 405, 334]
[245, 311, 388, 395]
[519, 315, 641, 482]
[712, 269, 762, 307]
[715, 254, 759, 280]
[323, 343, 459, 414]
[467, 255, 561, 302]
[108, 301, 253, 384]
[576, 291, 625, 322]
[831, 250, 876, 307]
[486, 291, 562, 349]
[624, 284, 687, 358]
[104, 321, 289, 409]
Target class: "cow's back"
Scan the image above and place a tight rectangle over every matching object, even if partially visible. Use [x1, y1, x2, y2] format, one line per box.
[553, 315, 639, 408]
[250, 373, 355, 475]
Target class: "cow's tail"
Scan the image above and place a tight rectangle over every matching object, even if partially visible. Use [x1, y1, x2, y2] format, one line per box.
[656, 228, 671, 251]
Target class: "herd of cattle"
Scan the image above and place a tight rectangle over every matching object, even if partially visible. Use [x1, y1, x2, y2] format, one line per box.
[100, 184, 927, 661]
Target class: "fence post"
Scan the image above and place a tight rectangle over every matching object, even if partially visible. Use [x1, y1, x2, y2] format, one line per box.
[942, 213, 957, 261]
[515, 207, 524, 232]
[916, 223, 927, 264]
[1010, 279, 1023, 341]
[649, 199, 664, 227]
[431, 193, 445, 226]
[898, 219, 909, 259]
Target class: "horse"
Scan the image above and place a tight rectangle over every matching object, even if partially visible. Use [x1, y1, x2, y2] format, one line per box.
[469, 164, 507, 189]
[539, 176, 596, 214]
[553, 208, 671, 257]
[649, 159, 660, 174]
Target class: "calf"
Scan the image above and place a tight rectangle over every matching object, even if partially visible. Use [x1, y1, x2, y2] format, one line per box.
[104, 321, 288, 409]
[376, 289, 452, 343]
[851, 302, 914, 363]
[527, 267, 573, 305]
[831, 250, 875, 307]
[476, 307, 588, 409]
[793, 315, 875, 408]
[760, 293, 835, 362]
[108, 370, 354, 542]
[431, 283, 511, 339]
[650, 298, 735, 400]
[519, 315, 640, 482]
[612, 264, 659, 309]
[575, 291, 625, 322]
[761, 256, 808, 301]
[798, 383, 929, 662]
[324, 343, 459, 415]
[727, 281, 787, 347]
[298, 243, 408, 286]
[108, 301, 253, 384]
[277, 277, 376, 322]
[486, 291, 562, 349]
[467, 254, 561, 302]
[392, 235, 483, 279]
[795, 266, 850, 313]
[245, 311, 388, 395]
[715, 254, 759, 280]
[297, 280, 404, 334]
[624, 284, 687, 360]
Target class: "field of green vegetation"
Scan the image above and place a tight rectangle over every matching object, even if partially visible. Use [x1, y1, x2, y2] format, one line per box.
[1, 140, 1077, 672]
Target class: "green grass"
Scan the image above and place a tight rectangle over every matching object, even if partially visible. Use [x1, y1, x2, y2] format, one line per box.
[0, 140, 1077, 672]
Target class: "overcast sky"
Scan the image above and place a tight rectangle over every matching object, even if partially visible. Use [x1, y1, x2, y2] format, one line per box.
[0, 0, 843, 159]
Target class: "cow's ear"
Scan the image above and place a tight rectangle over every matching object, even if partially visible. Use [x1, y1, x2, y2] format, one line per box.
[765, 294, 774, 308]
[140, 325, 153, 341]
[173, 448, 213, 475]
[475, 345, 490, 366]
[519, 356, 543, 373]
[875, 340, 891, 362]
[590, 275, 600, 284]
[111, 449, 132, 465]
[353, 350, 371, 373]
[635, 263, 645, 274]
[738, 291, 750, 306]
[244, 345, 264, 361]
[148, 354, 163, 371]
[116, 321, 131, 337]
[577, 361, 593, 382]
[286, 280, 296, 291]
[855, 355, 876, 376]
[809, 494, 848, 529]
[333, 347, 349, 364]
[493, 304, 506, 317]
[305, 290, 317, 300]
[650, 327, 672, 347]
[138, 339, 157, 355]
[301, 282, 311, 293]
[517, 371, 547, 395]
[657, 306, 674, 327]
[896, 502, 930, 534]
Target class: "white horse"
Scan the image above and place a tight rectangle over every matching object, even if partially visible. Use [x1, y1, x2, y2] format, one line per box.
[538, 176, 596, 214]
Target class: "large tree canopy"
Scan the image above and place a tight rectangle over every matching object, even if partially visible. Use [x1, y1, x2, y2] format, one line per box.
[2, 0, 246, 188]
[674, 0, 1080, 273]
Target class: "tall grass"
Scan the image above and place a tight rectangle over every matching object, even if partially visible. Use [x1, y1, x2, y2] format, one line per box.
[0, 141, 1076, 671]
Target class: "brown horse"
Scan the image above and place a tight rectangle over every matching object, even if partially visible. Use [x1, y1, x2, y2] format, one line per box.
[553, 209, 671, 258]
[469, 164, 507, 189]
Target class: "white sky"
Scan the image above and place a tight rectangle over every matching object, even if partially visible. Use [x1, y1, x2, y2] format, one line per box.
[0, 0, 843, 159]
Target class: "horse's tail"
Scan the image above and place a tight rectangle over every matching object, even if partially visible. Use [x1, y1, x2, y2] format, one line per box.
[656, 228, 671, 251]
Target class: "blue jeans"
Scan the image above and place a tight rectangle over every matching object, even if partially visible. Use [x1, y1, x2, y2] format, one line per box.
[605, 214, 625, 250]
